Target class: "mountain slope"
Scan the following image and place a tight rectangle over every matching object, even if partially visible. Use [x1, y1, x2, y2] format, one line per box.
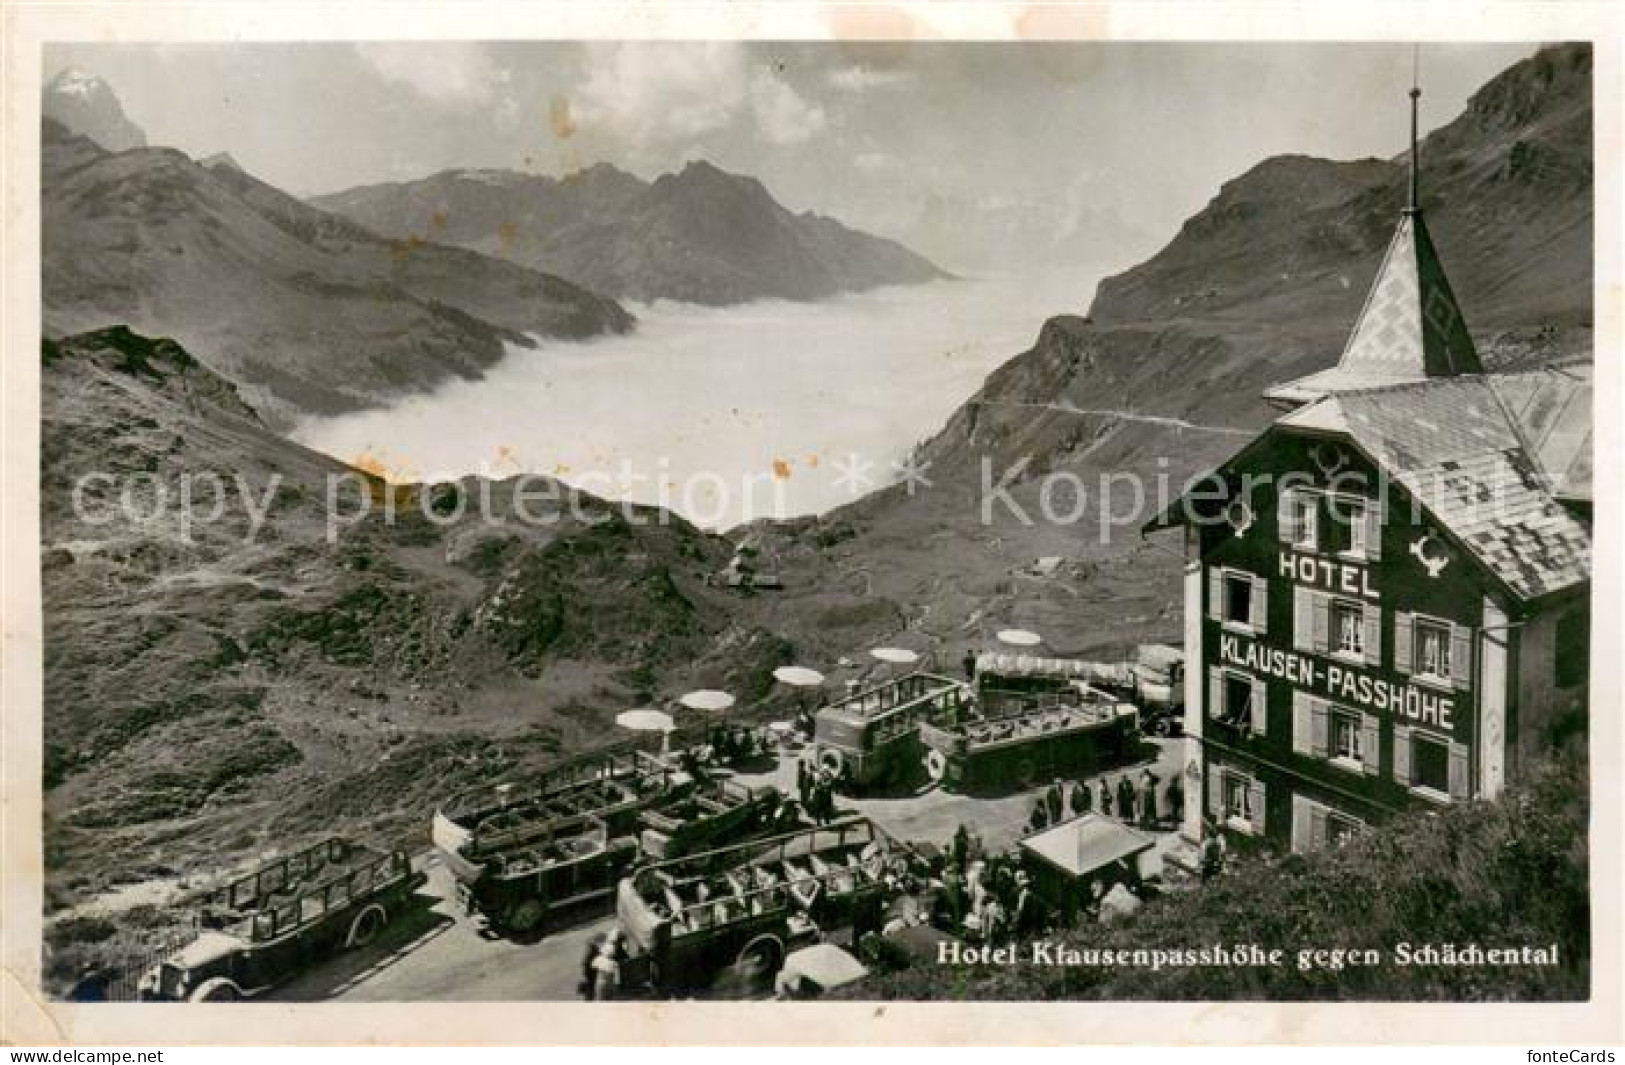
[43, 69, 147, 151]
[752, 43, 1595, 677]
[42, 119, 633, 425]
[312, 159, 948, 305]
[41, 327, 910, 910]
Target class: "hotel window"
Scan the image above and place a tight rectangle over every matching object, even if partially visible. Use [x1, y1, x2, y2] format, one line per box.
[1208, 568, 1267, 632]
[1291, 794, 1367, 854]
[1293, 693, 1378, 776]
[1296, 589, 1381, 667]
[1209, 668, 1266, 735]
[1330, 708, 1363, 762]
[1395, 613, 1471, 690]
[1416, 619, 1450, 679]
[1278, 488, 1319, 550]
[1411, 735, 1450, 794]
[1393, 724, 1469, 800]
[1332, 600, 1365, 658]
[1320, 495, 1383, 561]
[1209, 764, 1266, 835]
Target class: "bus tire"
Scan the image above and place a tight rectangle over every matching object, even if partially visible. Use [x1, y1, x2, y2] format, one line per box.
[189, 977, 242, 1002]
[736, 934, 785, 977]
[817, 748, 845, 781]
[923, 749, 947, 784]
[346, 903, 387, 948]
[507, 898, 546, 934]
[1014, 757, 1037, 788]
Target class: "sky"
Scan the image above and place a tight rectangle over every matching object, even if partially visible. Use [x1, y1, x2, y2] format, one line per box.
[44, 40, 1538, 274]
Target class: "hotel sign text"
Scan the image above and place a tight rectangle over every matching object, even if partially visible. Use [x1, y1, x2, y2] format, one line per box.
[1279, 550, 1377, 601]
[1219, 632, 1456, 731]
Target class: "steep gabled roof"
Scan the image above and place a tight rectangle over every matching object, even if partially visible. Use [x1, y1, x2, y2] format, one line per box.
[1266, 212, 1485, 406]
[1285, 375, 1590, 603]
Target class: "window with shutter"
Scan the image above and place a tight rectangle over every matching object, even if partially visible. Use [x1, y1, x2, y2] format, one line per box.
[1362, 500, 1383, 561]
[1393, 724, 1413, 785]
[1278, 490, 1300, 545]
[1248, 780, 1267, 834]
[1448, 741, 1470, 799]
[1311, 593, 1331, 654]
[1412, 734, 1450, 795]
[1291, 691, 1314, 755]
[1291, 794, 1312, 853]
[1249, 676, 1267, 736]
[1249, 574, 1268, 632]
[1332, 599, 1365, 658]
[1394, 612, 1414, 674]
[1345, 499, 1368, 558]
[1293, 586, 1314, 652]
[1450, 625, 1472, 691]
[1309, 699, 1329, 758]
[1362, 604, 1382, 667]
[1360, 713, 1380, 777]
[1308, 805, 1328, 850]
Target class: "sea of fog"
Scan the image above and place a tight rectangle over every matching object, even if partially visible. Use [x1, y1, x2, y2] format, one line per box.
[293, 271, 1098, 530]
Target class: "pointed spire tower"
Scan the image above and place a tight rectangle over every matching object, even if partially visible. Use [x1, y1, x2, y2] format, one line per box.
[1265, 58, 1484, 409]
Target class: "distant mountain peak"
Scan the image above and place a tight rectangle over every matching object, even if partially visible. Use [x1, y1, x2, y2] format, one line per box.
[201, 151, 244, 173]
[43, 66, 147, 152]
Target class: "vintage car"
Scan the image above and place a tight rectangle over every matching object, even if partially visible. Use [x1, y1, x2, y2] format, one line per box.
[616, 818, 901, 995]
[810, 673, 970, 792]
[138, 838, 424, 1002]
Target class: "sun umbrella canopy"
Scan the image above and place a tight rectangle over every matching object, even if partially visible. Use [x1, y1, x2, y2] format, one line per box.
[773, 665, 826, 687]
[678, 689, 736, 712]
[997, 628, 1043, 647]
[616, 708, 675, 733]
[870, 647, 919, 664]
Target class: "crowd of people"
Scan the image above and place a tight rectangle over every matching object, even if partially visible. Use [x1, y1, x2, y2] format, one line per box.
[1026, 768, 1183, 835]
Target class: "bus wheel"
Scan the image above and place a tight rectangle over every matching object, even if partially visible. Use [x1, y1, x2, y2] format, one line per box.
[507, 898, 546, 934]
[1014, 758, 1037, 788]
[346, 903, 387, 948]
[735, 934, 785, 978]
[923, 749, 947, 786]
[189, 977, 241, 1002]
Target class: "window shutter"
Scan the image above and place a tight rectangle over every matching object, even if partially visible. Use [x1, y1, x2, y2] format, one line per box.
[1207, 764, 1224, 819]
[1309, 805, 1329, 850]
[1360, 713, 1380, 776]
[1310, 699, 1329, 758]
[1208, 568, 1223, 622]
[1208, 667, 1222, 722]
[1250, 574, 1268, 631]
[1448, 741, 1470, 799]
[1450, 624, 1472, 691]
[1393, 725, 1413, 785]
[1394, 612, 1414, 674]
[1362, 500, 1383, 561]
[1248, 779, 1267, 834]
[1293, 586, 1314, 652]
[1311, 593, 1331, 654]
[1249, 676, 1267, 736]
[1278, 490, 1300, 544]
[1362, 603, 1382, 667]
[1291, 794, 1311, 853]
[1291, 691, 1314, 755]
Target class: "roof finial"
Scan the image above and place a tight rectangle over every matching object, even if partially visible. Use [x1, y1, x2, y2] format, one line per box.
[1407, 45, 1422, 215]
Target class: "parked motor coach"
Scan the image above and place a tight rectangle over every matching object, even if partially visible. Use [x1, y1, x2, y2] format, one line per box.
[138, 838, 424, 1002]
[811, 673, 970, 791]
[616, 818, 902, 995]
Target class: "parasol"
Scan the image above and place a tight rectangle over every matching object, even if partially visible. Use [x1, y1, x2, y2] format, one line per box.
[997, 628, 1043, 647]
[773, 665, 826, 688]
[678, 689, 736, 712]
